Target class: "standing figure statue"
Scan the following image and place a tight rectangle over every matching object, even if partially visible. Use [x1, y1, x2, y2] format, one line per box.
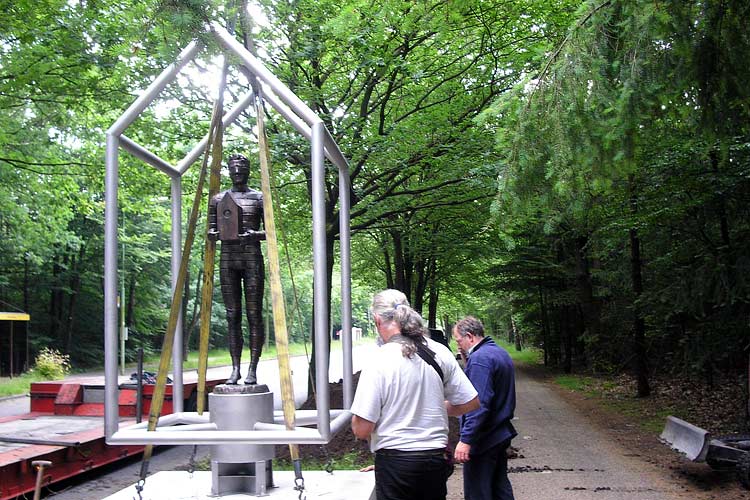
[208, 153, 266, 385]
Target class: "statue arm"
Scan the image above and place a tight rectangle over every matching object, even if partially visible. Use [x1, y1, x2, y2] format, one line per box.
[238, 197, 266, 242]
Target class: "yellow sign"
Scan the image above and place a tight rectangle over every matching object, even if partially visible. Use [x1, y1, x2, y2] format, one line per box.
[0, 312, 30, 321]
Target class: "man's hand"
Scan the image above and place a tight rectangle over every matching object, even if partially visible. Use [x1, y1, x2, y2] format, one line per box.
[454, 441, 471, 463]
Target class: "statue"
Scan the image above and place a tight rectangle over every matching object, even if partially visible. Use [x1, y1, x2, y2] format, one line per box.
[208, 153, 266, 385]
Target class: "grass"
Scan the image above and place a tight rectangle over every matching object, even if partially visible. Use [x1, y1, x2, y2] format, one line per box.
[480, 337, 674, 435]
[0, 371, 48, 398]
[274, 451, 371, 471]
[493, 337, 543, 365]
[191, 451, 370, 473]
[551, 372, 681, 434]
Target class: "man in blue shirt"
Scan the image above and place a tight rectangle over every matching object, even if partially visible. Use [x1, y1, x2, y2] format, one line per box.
[452, 316, 517, 500]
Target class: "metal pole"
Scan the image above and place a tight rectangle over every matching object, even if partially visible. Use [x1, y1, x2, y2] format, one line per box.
[120, 135, 180, 177]
[120, 214, 126, 376]
[210, 23, 320, 126]
[311, 123, 330, 437]
[32, 460, 51, 500]
[104, 133, 120, 439]
[9, 321, 13, 378]
[171, 176, 184, 412]
[339, 160, 353, 409]
[136, 348, 144, 424]
[108, 41, 203, 137]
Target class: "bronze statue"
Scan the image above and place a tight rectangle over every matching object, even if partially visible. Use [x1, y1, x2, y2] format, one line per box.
[208, 154, 266, 385]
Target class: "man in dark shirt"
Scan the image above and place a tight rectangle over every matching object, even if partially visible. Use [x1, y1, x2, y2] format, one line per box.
[452, 316, 517, 500]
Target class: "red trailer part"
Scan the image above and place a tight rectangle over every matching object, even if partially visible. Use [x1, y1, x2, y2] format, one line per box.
[0, 375, 224, 500]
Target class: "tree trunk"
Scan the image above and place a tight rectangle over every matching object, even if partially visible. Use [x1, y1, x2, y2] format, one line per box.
[539, 285, 550, 366]
[64, 245, 84, 354]
[392, 231, 406, 293]
[427, 263, 439, 329]
[563, 305, 572, 374]
[629, 176, 651, 397]
[512, 316, 522, 351]
[183, 268, 203, 357]
[383, 244, 394, 289]
[573, 235, 602, 351]
[49, 254, 64, 342]
[413, 255, 428, 314]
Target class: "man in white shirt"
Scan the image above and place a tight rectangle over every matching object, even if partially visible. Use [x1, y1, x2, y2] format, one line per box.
[351, 289, 479, 500]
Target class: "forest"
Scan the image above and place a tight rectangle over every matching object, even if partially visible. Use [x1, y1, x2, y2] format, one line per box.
[1, 0, 748, 411]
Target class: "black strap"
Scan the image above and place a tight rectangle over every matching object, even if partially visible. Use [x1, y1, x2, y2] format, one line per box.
[416, 342, 444, 382]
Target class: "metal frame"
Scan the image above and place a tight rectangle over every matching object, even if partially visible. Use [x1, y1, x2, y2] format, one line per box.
[104, 22, 353, 445]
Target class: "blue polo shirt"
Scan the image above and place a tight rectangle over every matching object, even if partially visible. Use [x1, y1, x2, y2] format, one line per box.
[460, 336, 517, 455]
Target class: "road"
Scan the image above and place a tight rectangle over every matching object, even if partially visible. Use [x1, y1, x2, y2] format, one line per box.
[446, 366, 708, 500]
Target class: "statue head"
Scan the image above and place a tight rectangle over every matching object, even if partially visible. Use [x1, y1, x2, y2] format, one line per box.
[227, 153, 250, 186]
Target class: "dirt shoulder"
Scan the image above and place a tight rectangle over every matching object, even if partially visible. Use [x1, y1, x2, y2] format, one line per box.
[522, 363, 749, 500]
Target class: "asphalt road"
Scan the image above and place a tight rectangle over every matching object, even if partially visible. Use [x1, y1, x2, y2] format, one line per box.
[447, 366, 690, 500]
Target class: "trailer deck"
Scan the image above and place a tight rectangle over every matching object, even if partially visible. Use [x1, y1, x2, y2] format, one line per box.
[0, 372, 227, 500]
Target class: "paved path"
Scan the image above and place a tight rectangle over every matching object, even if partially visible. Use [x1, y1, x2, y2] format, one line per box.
[446, 365, 689, 500]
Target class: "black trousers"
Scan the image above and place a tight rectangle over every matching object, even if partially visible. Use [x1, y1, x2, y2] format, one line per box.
[463, 440, 514, 500]
[374, 449, 450, 500]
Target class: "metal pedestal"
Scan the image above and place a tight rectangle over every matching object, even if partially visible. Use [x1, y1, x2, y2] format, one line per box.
[209, 384, 275, 496]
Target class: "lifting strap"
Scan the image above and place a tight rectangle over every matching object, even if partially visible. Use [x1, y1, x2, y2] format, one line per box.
[255, 90, 305, 496]
[136, 80, 226, 492]
[197, 63, 228, 414]
[240, 4, 305, 494]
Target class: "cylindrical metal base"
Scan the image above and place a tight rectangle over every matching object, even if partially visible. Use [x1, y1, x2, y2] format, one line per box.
[209, 385, 275, 496]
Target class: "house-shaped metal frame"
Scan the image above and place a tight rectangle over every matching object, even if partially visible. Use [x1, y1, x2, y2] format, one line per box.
[103, 22, 353, 446]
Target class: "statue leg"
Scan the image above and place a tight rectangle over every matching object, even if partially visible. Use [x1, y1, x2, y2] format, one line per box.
[243, 258, 265, 385]
[221, 264, 243, 384]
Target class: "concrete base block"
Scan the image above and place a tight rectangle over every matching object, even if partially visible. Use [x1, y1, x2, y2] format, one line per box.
[102, 470, 375, 499]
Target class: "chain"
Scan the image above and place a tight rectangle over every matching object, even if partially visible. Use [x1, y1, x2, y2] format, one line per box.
[133, 478, 145, 500]
[322, 444, 334, 474]
[294, 476, 306, 500]
[187, 445, 198, 478]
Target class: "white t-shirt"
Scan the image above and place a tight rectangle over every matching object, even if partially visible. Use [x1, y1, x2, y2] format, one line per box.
[351, 337, 477, 452]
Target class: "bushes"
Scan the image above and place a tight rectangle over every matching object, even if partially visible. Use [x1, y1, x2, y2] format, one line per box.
[32, 348, 71, 380]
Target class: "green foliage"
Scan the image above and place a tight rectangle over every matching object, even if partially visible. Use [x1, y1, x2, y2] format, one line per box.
[494, 337, 543, 366]
[32, 347, 71, 380]
[0, 372, 46, 397]
[482, 0, 750, 397]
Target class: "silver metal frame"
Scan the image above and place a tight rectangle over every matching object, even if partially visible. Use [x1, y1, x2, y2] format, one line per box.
[103, 22, 353, 445]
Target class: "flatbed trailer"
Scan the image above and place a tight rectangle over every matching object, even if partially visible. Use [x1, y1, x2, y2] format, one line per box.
[0, 373, 226, 500]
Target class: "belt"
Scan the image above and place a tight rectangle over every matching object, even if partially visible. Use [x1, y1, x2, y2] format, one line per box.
[375, 448, 445, 457]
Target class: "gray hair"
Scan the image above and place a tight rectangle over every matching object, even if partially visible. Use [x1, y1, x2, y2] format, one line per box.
[371, 289, 427, 357]
[454, 316, 484, 338]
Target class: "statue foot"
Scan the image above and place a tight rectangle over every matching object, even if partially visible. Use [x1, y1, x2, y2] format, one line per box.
[244, 370, 257, 385]
[225, 368, 241, 385]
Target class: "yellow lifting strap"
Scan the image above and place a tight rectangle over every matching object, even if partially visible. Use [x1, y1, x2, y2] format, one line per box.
[138, 89, 226, 480]
[197, 64, 229, 415]
[240, 1, 301, 467]
[255, 92, 301, 463]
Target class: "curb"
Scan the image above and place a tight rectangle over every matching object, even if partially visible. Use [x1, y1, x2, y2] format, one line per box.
[0, 393, 29, 402]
